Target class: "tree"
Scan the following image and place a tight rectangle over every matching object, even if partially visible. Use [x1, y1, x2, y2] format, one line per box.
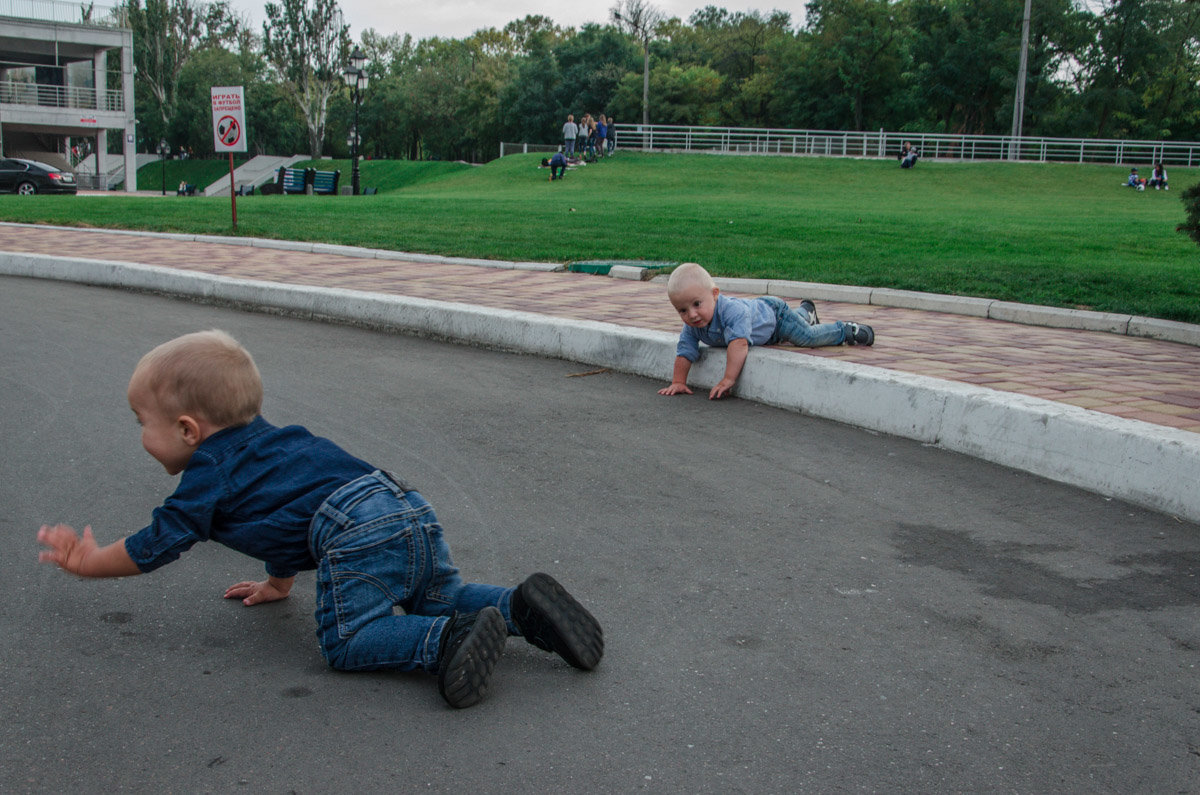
[502, 15, 570, 54]
[498, 33, 563, 143]
[1070, 0, 1168, 137]
[611, 0, 665, 125]
[121, 0, 239, 148]
[554, 24, 640, 116]
[1137, 1, 1200, 140]
[262, 0, 350, 156]
[787, 0, 907, 131]
[683, 8, 795, 126]
[611, 62, 724, 125]
[398, 38, 484, 160]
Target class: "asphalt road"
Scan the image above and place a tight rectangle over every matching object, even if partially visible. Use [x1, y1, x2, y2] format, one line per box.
[3, 275, 1198, 793]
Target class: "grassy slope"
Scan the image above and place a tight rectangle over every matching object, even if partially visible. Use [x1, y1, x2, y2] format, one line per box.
[132, 157, 249, 193]
[2, 152, 1197, 321]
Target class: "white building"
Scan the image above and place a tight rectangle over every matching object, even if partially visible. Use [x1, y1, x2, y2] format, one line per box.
[0, 0, 137, 190]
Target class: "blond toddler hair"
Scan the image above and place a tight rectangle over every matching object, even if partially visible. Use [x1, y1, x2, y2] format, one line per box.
[133, 329, 262, 427]
[666, 262, 716, 297]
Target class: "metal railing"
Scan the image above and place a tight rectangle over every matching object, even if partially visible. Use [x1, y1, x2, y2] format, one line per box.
[498, 142, 561, 158]
[0, 79, 124, 112]
[603, 124, 1200, 167]
[73, 170, 123, 190]
[0, 0, 126, 26]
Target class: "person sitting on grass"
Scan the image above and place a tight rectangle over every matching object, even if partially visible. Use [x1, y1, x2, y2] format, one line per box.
[1148, 163, 1168, 191]
[657, 263, 875, 400]
[36, 329, 604, 709]
[1126, 167, 1147, 190]
[899, 141, 919, 168]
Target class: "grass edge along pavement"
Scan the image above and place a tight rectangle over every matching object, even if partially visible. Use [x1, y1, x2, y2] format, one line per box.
[2, 237, 1200, 527]
[2, 152, 1198, 324]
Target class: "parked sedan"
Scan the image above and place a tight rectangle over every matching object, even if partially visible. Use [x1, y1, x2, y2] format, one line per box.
[0, 158, 77, 195]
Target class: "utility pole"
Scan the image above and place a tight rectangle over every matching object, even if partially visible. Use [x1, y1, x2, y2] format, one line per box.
[1010, 0, 1032, 161]
[613, 1, 663, 129]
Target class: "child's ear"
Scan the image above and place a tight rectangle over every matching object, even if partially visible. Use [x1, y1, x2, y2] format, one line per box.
[712, 286, 721, 299]
[177, 415, 203, 447]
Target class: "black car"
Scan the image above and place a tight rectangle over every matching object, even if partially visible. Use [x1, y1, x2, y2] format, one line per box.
[0, 158, 77, 195]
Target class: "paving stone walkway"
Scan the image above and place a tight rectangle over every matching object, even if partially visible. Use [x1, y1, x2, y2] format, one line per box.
[3, 223, 1198, 433]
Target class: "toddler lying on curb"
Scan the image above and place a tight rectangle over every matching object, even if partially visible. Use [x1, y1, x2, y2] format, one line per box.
[658, 262, 875, 399]
[37, 329, 603, 708]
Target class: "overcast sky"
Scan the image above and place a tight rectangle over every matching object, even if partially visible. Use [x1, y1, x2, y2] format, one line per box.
[229, 0, 808, 42]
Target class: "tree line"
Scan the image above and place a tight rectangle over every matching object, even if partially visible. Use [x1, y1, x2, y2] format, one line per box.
[121, 0, 1200, 163]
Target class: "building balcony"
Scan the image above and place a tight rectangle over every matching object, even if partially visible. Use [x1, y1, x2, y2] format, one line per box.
[0, 0, 126, 27]
[0, 79, 123, 111]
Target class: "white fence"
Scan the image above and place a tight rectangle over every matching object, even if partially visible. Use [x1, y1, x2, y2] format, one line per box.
[513, 124, 1200, 167]
[498, 142, 561, 158]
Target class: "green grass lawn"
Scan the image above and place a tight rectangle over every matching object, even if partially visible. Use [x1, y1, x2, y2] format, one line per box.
[128, 157, 249, 193]
[2, 152, 1197, 323]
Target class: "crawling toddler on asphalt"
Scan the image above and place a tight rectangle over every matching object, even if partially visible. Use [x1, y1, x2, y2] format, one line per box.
[659, 262, 874, 399]
[37, 329, 603, 708]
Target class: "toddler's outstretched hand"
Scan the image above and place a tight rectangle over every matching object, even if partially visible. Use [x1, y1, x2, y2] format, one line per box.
[224, 577, 293, 606]
[37, 524, 96, 573]
[658, 382, 693, 396]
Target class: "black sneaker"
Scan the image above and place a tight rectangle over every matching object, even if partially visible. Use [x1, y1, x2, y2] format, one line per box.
[844, 322, 874, 346]
[512, 573, 604, 670]
[799, 299, 819, 325]
[437, 607, 506, 708]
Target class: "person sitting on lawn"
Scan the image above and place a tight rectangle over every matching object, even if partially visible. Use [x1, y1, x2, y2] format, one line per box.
[1148, 163, 1168, 191]
[1126, 167, 1147, 190]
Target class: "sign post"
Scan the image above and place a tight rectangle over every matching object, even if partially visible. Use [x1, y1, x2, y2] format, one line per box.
[211, 86, 247, 230]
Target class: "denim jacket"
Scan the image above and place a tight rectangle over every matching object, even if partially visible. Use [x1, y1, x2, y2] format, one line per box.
[124, 416, 374, 578]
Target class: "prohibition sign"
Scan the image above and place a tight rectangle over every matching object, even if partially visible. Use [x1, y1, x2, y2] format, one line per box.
[216, 115, 241, 147]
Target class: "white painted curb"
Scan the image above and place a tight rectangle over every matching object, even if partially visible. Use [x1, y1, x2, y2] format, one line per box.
[4, 251, 1198, 524]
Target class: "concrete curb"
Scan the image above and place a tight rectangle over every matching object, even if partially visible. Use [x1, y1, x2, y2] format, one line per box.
[3, 250, 1199, 524]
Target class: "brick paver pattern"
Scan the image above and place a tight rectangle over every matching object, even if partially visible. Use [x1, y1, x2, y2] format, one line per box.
[4, 224, 1199, 434]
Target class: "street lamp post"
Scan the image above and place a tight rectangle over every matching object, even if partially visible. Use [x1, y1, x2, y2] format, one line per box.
[343, 47, 369, 196]
[158, 138, 168, 195]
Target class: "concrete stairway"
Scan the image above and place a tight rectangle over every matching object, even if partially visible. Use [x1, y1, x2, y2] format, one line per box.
[203, 155, 306, 196]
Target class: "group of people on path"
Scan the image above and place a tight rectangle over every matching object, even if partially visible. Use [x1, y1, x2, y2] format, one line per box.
[1126, 163, 1169, 191]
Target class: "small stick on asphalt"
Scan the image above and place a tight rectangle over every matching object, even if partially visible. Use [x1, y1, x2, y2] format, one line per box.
[566, 368, 611, 378]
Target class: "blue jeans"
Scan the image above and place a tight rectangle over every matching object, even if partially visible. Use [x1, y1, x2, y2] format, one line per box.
[564, 139, 575, 156]
[761, 295, 846, 347]
[310, 471, 514, 673]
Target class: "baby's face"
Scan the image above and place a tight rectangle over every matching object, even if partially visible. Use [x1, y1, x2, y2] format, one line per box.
[670, 283, 719, 329]
[127, 372, 194, 475]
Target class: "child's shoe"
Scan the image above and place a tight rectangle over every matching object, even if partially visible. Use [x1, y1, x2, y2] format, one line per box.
[437, 607, 506, 708]
[512, 573, 604, 670]
[799, 299, 819, 325]
[844, 322, 875, 346]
